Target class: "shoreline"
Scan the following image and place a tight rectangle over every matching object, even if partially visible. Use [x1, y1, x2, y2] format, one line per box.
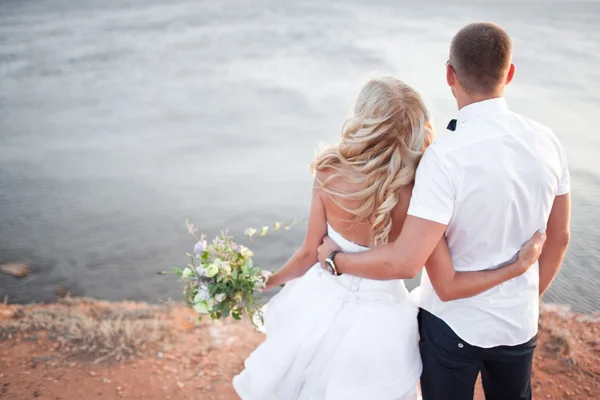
[1, 298, 598, 399]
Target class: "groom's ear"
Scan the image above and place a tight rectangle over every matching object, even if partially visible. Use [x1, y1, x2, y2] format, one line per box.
[446, 64, 455, 87]
[505, 64, 515, 85]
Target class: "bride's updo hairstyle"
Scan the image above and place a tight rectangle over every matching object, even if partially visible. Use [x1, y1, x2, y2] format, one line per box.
[311, 77, 434, 247]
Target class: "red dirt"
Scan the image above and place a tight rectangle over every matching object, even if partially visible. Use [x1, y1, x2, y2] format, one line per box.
[0, 300, 598, 400]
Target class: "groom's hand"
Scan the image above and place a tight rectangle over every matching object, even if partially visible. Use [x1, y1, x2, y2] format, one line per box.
[317, 236, 341, 269]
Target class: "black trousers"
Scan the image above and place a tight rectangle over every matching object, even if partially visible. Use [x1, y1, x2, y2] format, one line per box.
[418, 309, 537, 400]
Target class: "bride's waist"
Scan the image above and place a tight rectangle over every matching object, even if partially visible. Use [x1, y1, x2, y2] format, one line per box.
[314, 266, 409, 301]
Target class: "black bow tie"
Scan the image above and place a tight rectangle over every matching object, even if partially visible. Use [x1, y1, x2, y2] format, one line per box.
[447, 119, 457, 132]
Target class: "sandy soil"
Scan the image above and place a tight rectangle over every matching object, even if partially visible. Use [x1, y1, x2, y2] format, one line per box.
[0, 298, 598, 400]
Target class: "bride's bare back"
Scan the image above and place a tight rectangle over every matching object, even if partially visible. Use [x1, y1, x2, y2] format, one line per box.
[318, 169, 414, 248]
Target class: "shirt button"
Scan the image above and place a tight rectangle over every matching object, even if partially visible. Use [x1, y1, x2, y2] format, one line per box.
[458, 343, 464, 349]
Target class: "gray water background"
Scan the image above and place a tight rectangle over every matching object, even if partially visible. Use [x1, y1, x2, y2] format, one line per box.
[1, 0, 599, 313]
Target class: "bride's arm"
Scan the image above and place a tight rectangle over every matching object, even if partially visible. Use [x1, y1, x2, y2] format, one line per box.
[425, 231, 546, 301]
[264, 180, 327, 290]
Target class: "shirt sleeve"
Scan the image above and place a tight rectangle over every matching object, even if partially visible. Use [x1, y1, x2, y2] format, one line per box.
[556, 146, 570, 196]
[407, 147, 455, 225]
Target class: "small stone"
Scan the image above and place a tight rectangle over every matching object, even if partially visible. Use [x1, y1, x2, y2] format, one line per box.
[89, 371, 96, 377]
[102, 378, 110, 384]
[32, 355, 55, 366]
[55, 286, 70, 299]
[156, 352, 163, 359]
[116, 386, 122, 391]
[560, 356, 577, 369]
[0, 263, 29, 278]
[23, 335, 38, 342]
[177, 382, 184, 389]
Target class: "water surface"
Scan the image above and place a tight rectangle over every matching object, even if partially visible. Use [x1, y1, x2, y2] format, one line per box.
[1, 0, 599, 313]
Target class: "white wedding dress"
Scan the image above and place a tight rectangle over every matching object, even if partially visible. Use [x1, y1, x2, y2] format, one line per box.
[233, 224, 422, 400]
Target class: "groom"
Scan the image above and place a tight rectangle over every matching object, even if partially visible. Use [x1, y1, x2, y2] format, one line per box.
[317, 22, 571, 400]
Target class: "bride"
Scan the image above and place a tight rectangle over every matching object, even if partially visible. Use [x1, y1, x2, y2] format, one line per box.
[233, 77, 545, 400]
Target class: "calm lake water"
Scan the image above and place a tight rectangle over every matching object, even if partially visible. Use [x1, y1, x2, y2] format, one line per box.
[1, 0, 599, 313]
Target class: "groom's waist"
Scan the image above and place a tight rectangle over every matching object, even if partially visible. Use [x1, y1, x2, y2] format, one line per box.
[420, 271, 539, 348]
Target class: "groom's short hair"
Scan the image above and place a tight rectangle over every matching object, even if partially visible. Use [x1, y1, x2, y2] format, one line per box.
[449, 22, 512, 94]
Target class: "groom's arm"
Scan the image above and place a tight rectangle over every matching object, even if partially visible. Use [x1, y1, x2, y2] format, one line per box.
[325, 216, 447, 280]
[538, 193, 571, 297]
[539, 149, 571, 297]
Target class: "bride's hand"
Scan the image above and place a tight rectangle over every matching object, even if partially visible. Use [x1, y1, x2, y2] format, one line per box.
[515, 229, 547, 274]
[258, 270, 273, 292]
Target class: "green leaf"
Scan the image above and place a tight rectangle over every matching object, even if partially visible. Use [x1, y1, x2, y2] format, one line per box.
[232, 310, 241, 320]
[171, 267, 183, 277]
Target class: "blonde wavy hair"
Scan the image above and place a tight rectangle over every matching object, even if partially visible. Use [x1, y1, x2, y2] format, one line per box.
[311, 77, 434, 247]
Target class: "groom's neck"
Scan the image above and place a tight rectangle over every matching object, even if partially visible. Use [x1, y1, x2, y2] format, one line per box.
[456, 90, 504, 110]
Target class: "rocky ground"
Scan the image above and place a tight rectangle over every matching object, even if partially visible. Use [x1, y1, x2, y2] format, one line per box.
[0, 298, 598, 400]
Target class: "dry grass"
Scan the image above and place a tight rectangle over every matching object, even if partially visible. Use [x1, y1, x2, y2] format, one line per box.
[0, 298, 173, 363]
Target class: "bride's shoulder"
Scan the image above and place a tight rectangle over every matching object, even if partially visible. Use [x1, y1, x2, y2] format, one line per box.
[313, 168, 358, 193]
[314, 168, 332, 182]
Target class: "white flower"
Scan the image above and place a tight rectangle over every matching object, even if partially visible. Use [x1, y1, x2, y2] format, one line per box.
[215, 293, 226, 303]
[274, 221, 282, 231]
[195, 266, 206, 277]
[244, 228, 257, 238]
[193, 285, 210, 303]
[214, 259, 231, 275]
[193, 301, 210, 315]
[259, 226, 269, 237]
[182, 267, 194, 278]
[239, 246, 254, 258]
[205, 263, 219, 278]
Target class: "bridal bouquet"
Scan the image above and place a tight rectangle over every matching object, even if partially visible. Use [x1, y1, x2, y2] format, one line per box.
[167, 222, 266, 325]
[167, 220, 299, 326]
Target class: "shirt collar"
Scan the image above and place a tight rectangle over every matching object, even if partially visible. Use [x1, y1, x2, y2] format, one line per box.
[457, 97, 509, 125]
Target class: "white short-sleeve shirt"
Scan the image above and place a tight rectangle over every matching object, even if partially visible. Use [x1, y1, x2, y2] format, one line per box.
[408, 98, 570, 348]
